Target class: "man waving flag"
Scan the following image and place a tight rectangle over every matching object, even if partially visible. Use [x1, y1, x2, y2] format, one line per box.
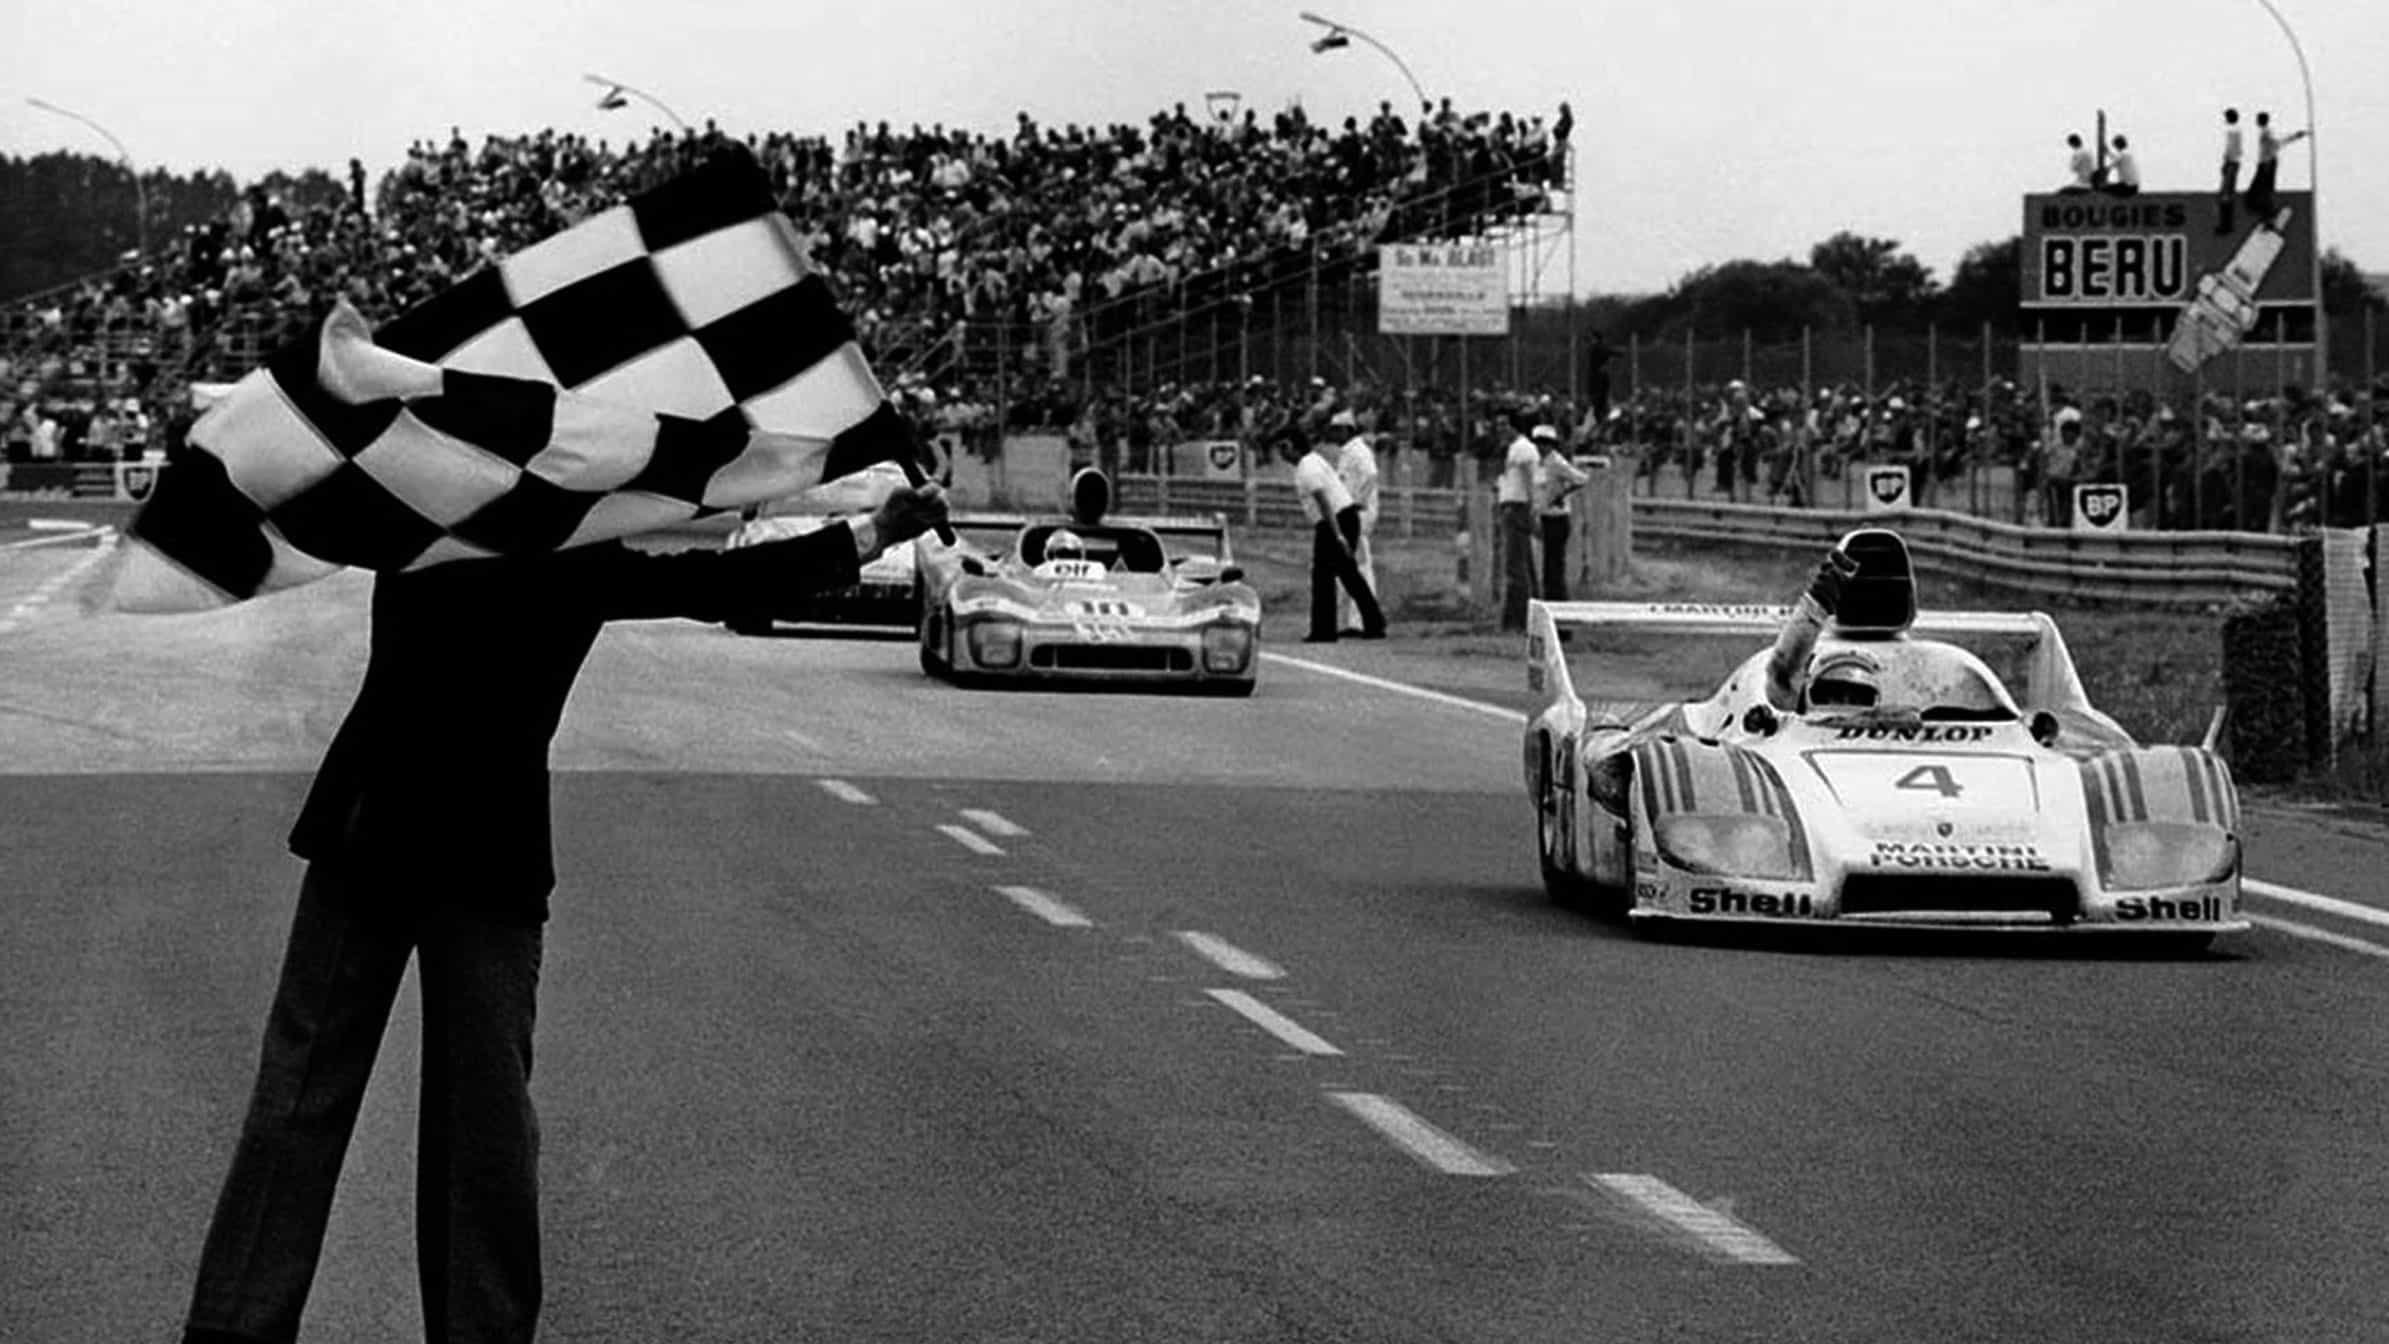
[110, 146, 917, 611]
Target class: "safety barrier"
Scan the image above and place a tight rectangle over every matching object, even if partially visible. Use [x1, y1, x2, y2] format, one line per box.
[1113, 474, 2301, 610]
[0, 459, 164, 502]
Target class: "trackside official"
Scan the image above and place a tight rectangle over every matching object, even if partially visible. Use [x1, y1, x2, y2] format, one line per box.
[1534, 426, 1591, 602]
[1279, 423, 1384, 643]
[179, 482, 950, 1344]
[1332, 409, 1381, 636]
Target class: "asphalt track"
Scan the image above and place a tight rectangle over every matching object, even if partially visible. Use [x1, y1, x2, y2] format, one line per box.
[6, 523, 2389, 1343]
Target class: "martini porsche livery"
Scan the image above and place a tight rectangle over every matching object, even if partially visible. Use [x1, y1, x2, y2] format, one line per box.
[1523, 529, 2245, 947]
[917, 469, 1261, 694]
[723, 461, 920, 633]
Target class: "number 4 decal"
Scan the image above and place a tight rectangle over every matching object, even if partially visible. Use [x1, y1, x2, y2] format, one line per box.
[1894, 764, 1964, 798]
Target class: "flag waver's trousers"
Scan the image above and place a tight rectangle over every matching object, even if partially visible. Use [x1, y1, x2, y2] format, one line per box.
[185, 865, 543, 1344]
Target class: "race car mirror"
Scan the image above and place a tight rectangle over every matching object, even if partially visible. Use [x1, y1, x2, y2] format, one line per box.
[960, 555, 990, 577]
[1217, 566, 1245, 584]
[1741, 703, 1780, 737]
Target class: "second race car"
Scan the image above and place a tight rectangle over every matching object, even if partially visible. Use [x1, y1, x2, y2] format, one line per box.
[917, 469, 1262, 694]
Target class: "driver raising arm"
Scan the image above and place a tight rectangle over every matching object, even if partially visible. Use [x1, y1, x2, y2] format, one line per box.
[1763, 547, 1862, 712]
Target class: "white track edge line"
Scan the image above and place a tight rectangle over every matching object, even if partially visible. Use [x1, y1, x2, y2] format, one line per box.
[816, 778, 875, 805]
[2244, 878, 2389, 930]
[2246, 913, 2389, 961]
[1260, 651, 1527, 723]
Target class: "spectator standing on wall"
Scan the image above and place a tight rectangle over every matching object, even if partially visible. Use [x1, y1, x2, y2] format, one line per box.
[1331, 409, 1381, 637]
[1496, 412, 1541, 630]
[1534, 426, 1591, 602]
[2244, 111, 2307, 222]
[2216, 108, 2243, 234]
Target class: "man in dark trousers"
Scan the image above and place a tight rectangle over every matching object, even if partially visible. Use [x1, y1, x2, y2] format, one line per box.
[1278, 422, 1384, 642]
[179, 478, 950, 1344]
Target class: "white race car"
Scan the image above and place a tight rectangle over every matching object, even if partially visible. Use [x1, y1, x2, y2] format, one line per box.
[722, 462, 919, 634]
[1523, 529, 2246, 949]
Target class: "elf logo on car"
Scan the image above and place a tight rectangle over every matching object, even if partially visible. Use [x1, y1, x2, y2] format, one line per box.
[2114, 895, 2228, 922]
[1688, 888, 1815, 917]
[1833, 725, 1994, 743]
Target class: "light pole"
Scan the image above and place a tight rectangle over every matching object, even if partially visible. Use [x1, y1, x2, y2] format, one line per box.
[583, 73, 690, 134]
[1297, 11, 1429, 112]
[2249, 0, 2325, 381]
[26, 97, 146, 257]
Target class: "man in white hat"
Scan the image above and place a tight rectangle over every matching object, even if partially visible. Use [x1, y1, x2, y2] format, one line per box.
[1330, 408, 1380, 634]
[1534, 425, 1591, 601]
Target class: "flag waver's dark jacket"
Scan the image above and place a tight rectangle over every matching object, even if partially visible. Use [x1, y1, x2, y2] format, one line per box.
[291, 528, 860, 923]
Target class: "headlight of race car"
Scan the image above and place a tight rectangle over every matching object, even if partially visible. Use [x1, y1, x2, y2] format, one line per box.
[965, 621, 1022, 668]
[1653, 814, 1805, 880]
[2102, 822, 2237, 889]
[1200, 624, 1252, 673]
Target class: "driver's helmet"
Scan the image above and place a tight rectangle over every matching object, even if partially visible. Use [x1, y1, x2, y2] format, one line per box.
[1804, 649, 1883, 711]
[1042, 528, 1087, 565]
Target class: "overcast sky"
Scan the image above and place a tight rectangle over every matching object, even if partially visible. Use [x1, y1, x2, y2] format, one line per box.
[6, 0, 2383, 295]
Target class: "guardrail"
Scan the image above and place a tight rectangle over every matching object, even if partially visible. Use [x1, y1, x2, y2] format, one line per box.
[1112, 473, 2300, 609]
[1633, 497, 2299, 608]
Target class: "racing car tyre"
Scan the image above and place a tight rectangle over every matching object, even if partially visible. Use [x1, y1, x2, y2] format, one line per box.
[1536, 793, 1609, 915]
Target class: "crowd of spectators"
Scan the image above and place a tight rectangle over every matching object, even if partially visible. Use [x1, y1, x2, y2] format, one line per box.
[1, 99, 1562, 467]
[907, 367, 2389, 534]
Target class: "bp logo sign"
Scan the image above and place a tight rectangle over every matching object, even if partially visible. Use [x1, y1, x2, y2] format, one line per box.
[1206, 439, 1240, 475]
[2073, 482, 2128, 532]
[1861, 465, 1911, 514]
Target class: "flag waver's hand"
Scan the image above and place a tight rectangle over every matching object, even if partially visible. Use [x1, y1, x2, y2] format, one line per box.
[852, 482, 949, 561]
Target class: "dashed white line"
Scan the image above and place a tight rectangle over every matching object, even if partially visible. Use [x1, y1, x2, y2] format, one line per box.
[1205, 989, 1342, 1056]
[816, 778, 875, 805]
[1585, 1174, 1799, 1265]
[959, 808, 1028, 838]
[1174, 931, 1285, 980]
[2247, 913, 2389, 962]
[1328, 1092, 1517, 1177]
[994, 885, 1092, 928]
[936, 823, 1005, 856]
[2245, 878, 2389, 931]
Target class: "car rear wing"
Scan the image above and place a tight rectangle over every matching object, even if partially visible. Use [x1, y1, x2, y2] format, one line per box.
[938, 512, 1231, 562]
[1525, 599, 2108, 727]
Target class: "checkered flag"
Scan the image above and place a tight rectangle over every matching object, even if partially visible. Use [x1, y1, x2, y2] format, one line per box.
[108, 147, 914, 612]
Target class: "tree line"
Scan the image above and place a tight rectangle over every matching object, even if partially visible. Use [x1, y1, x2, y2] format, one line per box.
[1585, 230, 2380, 343]
[0, 151, 345, 302]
